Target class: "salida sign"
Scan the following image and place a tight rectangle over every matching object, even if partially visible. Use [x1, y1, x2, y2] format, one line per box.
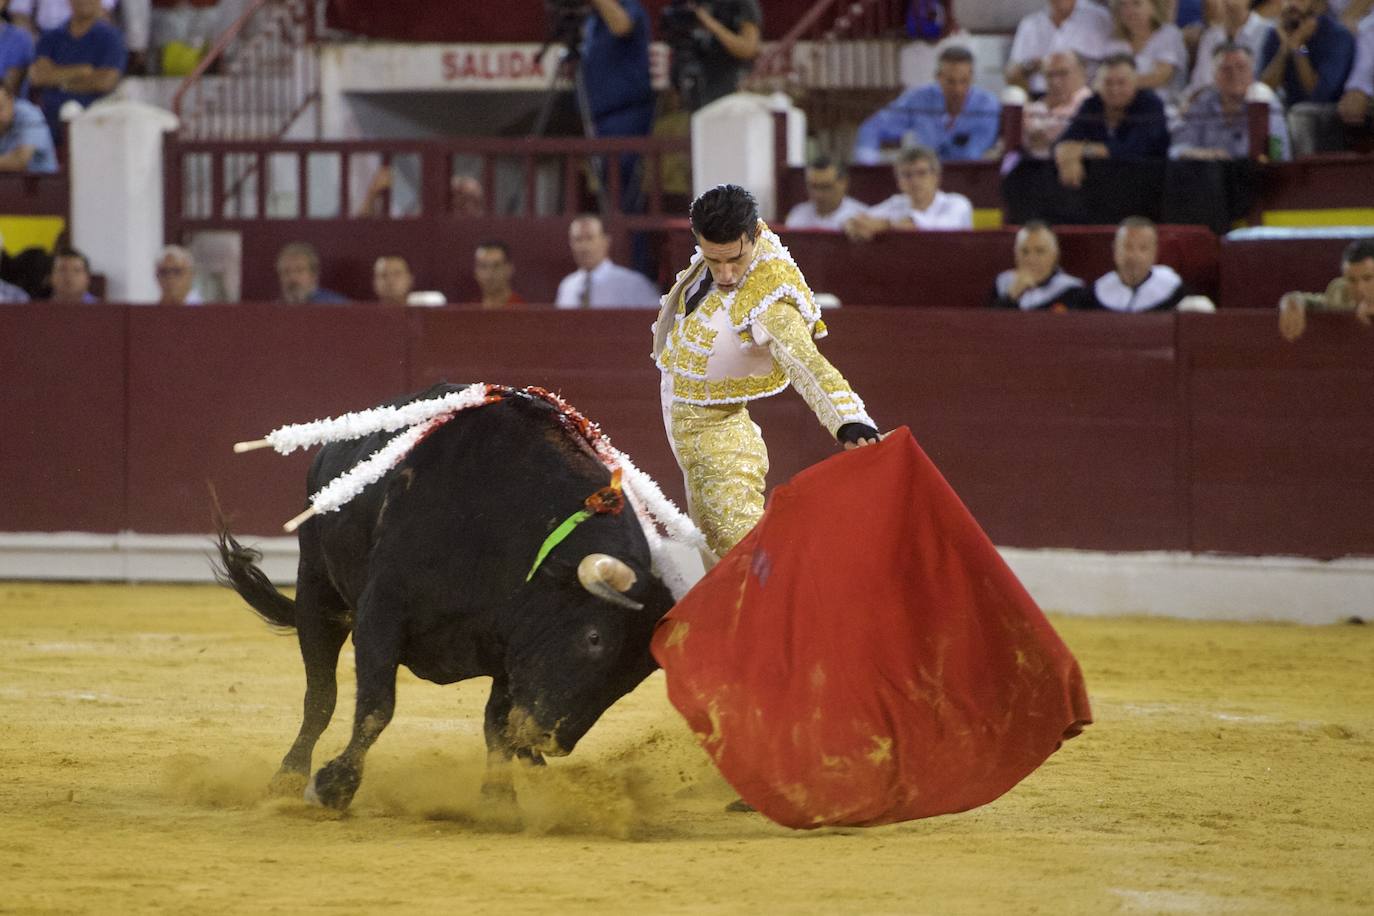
[440, 47, 548, 85]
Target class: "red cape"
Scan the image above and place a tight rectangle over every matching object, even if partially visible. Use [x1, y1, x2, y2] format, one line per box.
[651, 428, 1092, 829]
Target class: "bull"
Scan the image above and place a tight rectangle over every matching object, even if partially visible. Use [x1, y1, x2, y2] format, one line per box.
[214, 383, 676, 811]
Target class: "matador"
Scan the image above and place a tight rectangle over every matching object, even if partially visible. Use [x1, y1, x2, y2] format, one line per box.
[652, 184, 881, 559]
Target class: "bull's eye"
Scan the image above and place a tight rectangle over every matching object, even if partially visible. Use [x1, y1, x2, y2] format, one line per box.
[587, 629, 601, 648]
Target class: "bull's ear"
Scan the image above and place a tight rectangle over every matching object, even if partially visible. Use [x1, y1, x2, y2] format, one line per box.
[577, 555, 643, 611]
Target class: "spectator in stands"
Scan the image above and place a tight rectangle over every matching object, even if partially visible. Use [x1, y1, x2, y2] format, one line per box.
[990, 220, 1091, 310]
[852, 45, 1000, 164]
[1089, 216, 1187, 311]
[10, 0, 115, 37]
[845, 145, 974, 242]
[1277, 238, 1374, 340]
[147, 0, 223, 77]
[473, 241, 526, 309]
[554, 214, 660, 307]
[276, 242, 347, 304]
[1055, 53, 1171, 188]
[665, 0, 762, 111]
[154, 244, 201, 305]
[372, 255, 413, 307]
[1173, 43, 1291, 159]
[357, 167, 487, 218]
[581, 0, 654, 210]
[0, 85, 58, 173]
[1258, 0, 1355, 154]
[451, 175, 486, 216]
[1337, 14, 1374, 135]
[30, 0, 126, 141]
[783, 156, 868, 230]
[0, 2, 36, 97]
[1105, 0, 1189, 105]
[47, 247, 95, 302]
[1022, 50, 1093, 157]
[1188, 0, 1273, 97]
[1006, 0, 1115, 95]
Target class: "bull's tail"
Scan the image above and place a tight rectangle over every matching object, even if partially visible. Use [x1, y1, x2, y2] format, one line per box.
[212, 523, 297, 631]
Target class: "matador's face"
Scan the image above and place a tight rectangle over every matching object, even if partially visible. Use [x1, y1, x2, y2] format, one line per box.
[697, 227, 759, 294]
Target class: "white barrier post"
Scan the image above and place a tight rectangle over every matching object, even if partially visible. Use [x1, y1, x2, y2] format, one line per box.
[69, 100, 180, 303]
[690, 92, 805, 221]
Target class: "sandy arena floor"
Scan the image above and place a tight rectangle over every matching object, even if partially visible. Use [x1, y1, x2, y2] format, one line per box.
[1, 582, 1370, 915]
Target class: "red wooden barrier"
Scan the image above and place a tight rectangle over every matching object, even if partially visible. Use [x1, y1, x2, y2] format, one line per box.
[0, 307, 126, 532]
[1219, 235, 1356, 310]
[666, 225, 1220, 308]
[2, 305, 1371, 558]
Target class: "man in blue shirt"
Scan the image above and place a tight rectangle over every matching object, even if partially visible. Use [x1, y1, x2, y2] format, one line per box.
[853, 45, 1001, 164]
[1259, 0, 1355, 104]
[1260, 0, 1356, 153]
[29, 0, 125, 141]
[276, 242, 348, 304]
[0, 13, 36, 97]
[1055, 52, 1170, 187]
[579, 0, 653, 211]
[581, 0, 653, 139]
[0, 85, 57, 173]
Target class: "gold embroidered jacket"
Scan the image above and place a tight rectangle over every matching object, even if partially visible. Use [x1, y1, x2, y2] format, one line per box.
[652, 226, 875, 437]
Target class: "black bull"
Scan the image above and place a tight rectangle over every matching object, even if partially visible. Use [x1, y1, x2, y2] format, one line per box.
[214, 384, 676, 810]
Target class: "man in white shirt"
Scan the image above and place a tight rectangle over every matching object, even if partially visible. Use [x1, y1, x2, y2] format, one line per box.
[554, 214, 661, 308]
[155, 244, 203, 305]
[844, 145, 973, 242]
[1023, 50, 1093, 157]
[1006, 0, 1114, 95]
[783, 156, 868, 230]
[1089, 216, 1187, 312]
[1188, 0, 1273, 97]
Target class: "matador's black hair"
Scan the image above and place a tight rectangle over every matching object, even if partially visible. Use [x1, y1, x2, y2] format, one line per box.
[690, 184, 760, 245]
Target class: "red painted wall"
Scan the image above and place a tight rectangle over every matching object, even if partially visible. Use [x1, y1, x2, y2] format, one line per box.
[2, 306, 1370, 558]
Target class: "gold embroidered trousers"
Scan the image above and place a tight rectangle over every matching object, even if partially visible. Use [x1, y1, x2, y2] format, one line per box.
[668, 400, 769, 557]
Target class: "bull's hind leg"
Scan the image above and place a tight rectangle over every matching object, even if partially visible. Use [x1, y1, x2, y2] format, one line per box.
[306, 587, 402, 811]
[480, 677, 544, 803]
[270, 573, 350, 798]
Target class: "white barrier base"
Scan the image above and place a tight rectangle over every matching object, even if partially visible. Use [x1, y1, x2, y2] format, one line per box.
[0, 532, 299, 586]
[0, 533, 1368, 625]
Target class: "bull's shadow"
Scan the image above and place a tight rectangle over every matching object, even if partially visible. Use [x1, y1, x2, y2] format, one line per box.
[214, 384, 677, 812]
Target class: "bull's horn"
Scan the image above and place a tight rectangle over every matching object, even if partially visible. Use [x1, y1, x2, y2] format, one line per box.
[577, 554, 642, 610]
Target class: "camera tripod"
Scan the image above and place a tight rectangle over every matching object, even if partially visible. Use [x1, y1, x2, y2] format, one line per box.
[531, 43, 615, 216]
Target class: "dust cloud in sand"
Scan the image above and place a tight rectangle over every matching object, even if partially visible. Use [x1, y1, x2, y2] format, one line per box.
[1, 582, 1371, 914]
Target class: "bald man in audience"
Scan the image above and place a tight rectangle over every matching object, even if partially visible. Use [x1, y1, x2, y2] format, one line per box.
[1089, 216, 1187, 312]
[155, 245, 201, 305]
[990, 221, 1091, 310]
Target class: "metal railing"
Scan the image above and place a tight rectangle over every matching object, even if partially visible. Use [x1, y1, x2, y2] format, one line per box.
[171, 0, 319, 140]
[163, 135, 693, 236]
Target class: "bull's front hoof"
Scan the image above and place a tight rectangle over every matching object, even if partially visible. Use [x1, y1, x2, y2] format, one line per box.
[480, 778, 517, 805]
[268, 768, 309, 799]
[305, 760, 360, 811]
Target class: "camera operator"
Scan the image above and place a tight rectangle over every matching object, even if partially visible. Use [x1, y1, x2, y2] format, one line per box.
[580, 0, 654, 140]
[574, 0, 654, 213]
[665, 0, 762, 110]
